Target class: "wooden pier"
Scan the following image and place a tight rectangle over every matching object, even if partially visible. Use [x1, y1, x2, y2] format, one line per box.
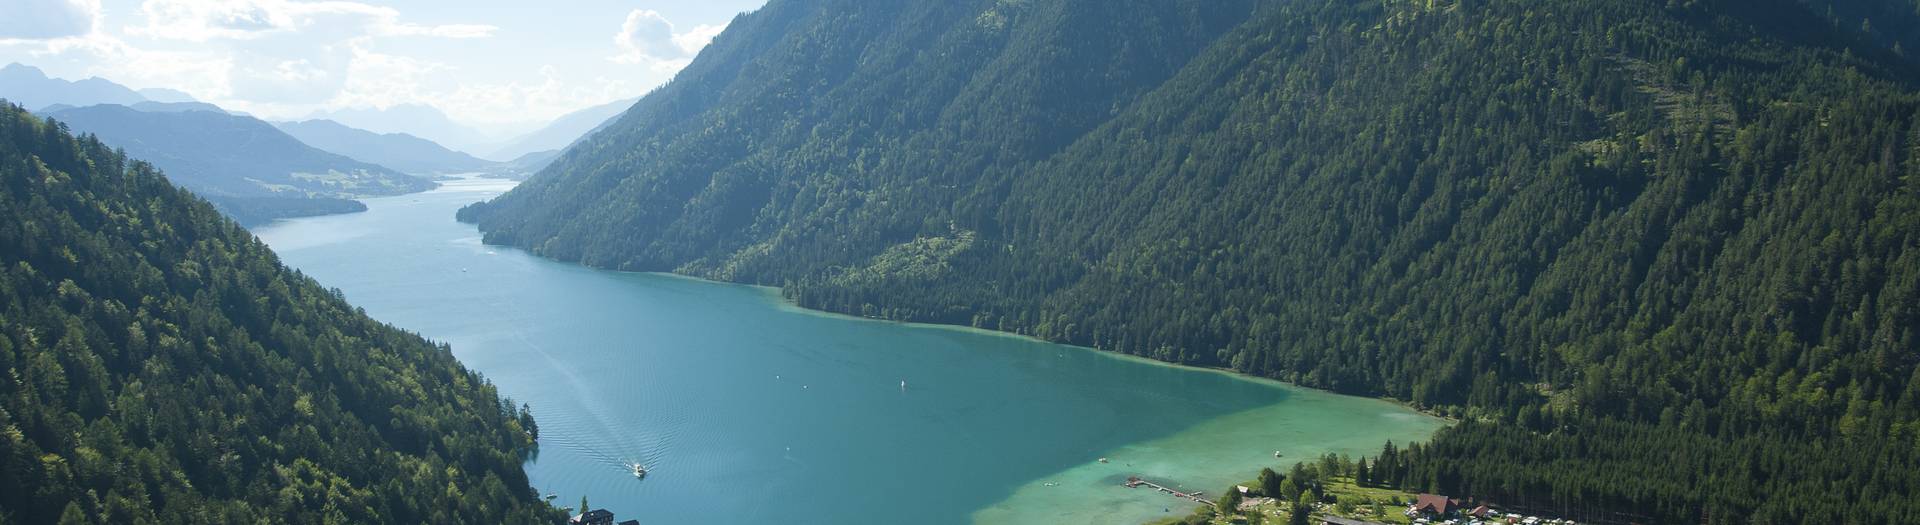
[1125, 476, 1214, 507]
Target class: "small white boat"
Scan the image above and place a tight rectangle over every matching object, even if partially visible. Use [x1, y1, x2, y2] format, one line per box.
[631, 463, 648, 478]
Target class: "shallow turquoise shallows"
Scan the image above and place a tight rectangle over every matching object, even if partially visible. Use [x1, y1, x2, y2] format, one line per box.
[254, 177, 1445, 524]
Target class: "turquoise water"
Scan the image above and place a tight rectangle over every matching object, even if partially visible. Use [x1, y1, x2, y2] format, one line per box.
[253, 178, 1444, 524]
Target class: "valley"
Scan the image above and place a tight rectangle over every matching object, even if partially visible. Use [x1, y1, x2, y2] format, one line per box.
[255, 178, 1445, 524]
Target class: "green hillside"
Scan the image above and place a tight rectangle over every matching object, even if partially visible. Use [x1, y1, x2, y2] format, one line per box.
[460, 0, 1920, 522]
[43, 104, 433, 225]
[0, 103, 559, 523]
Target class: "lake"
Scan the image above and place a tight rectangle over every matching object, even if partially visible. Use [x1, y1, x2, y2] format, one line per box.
[254, 177, 1445, 524]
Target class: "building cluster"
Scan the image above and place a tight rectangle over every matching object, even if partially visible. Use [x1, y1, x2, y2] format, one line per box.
[1406, 494, 1578, 525]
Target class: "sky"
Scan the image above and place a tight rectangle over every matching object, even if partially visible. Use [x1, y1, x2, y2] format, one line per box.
[0, 0, 767, 133]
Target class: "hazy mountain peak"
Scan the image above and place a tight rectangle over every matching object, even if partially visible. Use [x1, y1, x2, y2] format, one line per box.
[305, 103, 497, 155]
[0, 62, 147, 111]
[275, 117, 499, 175]
[486, 97, 639, 161]
[0, 63, 43, 77]
[137, 87, 200, 103]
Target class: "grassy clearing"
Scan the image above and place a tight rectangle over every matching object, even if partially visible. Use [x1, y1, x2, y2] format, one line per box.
[1146, 475, 1430, 525]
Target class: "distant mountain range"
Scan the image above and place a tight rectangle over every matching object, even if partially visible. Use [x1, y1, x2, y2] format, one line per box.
[137, 87, 198, 103]
[275, 119, 498, 176]
[304, 103, 504, 156]
[0, 63, 145, 110]
[306, 100, 635, 162]
[45, 104, 433, 224]
[2, 61, 616, 208]
[41, 100, 236, 115]
[487, 97, 636, 161]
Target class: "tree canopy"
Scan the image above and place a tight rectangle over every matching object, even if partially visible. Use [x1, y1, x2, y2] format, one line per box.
[460, 0, 1920, 522]
[0, 101, 560, 523]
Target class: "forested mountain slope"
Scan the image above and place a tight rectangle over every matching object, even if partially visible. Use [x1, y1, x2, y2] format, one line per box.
[462, 0, 1920, 522]
[463, 0, 1259, 268]
[0, 103, 559, 523]
[44, 105, 432, 224]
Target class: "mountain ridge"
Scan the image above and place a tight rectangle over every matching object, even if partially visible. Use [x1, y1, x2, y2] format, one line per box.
[0, 101, 561, 523]
[305, 103, 500, 156]
[487, 97, 638, 162]
[0, 63, 146, 111]
[459, 0, 1920, 521]
[44, 104, 433, 224]
[275, 118, 498, 176]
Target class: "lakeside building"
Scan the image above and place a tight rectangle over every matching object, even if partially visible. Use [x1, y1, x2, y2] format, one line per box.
[569, 509, 614, 525]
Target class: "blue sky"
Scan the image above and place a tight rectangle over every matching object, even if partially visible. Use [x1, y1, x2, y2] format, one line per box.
[0, 0, 765, 130]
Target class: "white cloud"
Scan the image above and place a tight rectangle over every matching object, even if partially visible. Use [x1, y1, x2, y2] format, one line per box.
[274, 58, 326, 82]
[4, 0, 751, 134]
[384, 23, 495, 39]
[322, 44, 635, 128]
[0, 0, 100, 41]
[673, 24, 724, 55]
[129, 0, 495, 42]
[87, 0, 501, 118]
[440, 66, 638, 126]
[0, 33, 236, 100]
[611, 9, 723, 72]
[324, 42, 443, 109]
[611, 10, 678, 63]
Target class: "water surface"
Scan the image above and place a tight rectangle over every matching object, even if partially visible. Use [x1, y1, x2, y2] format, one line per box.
[254, 177, 1444, 524]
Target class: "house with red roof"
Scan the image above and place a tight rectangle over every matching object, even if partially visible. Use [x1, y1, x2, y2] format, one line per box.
[1407, 494, 1458, 517]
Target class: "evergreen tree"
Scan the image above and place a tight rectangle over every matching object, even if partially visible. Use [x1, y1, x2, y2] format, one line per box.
[1220, 487, 1244, 515]
[1259, 467, 1285, 497]
[1290, 491, 1315, 525]
[0, 102, 563, 524]
[455, 0, 1920, 521]
[1279, 479, 1303, 502]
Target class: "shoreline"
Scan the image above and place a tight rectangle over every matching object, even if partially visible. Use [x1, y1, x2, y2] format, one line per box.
[609, 270, 1456, 430]
[446, 176, 1437, 422]
[453, 173, 1453, 424]
[629, 270, 1444, 421]
[273, 179, 1452, 523]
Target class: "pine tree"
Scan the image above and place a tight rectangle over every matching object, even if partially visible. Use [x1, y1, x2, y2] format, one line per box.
[1220, 488, 1244, 515]
[1290, 491, 1315, 525]
[1260, 467, 1285, 497]
[57, 502, 87, 525]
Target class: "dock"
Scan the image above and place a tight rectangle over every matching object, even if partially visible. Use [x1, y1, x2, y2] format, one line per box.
[1124, 476, 1214, 507]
